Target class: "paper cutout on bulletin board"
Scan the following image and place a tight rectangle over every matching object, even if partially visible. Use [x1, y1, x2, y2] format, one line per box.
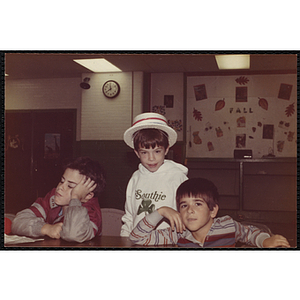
[258, 97, 268, 110]
[215, 127, 223, 137]
[235, 76, 249, 85]
[215, 98, 225, 111]
[237, 116, 246, 127]
[193, 84, 207, 101]
[230, 107, 253, 114]
[205, 122, 213, 131]
[193, 108, 203, 121]
[285, 103, 295, 117]
[236, 86, 247, 102]
[278, 83, 293, 100]
[193, 131, 202, 144]
[278, 121, 290, 129]
[262, 124, 274, 139]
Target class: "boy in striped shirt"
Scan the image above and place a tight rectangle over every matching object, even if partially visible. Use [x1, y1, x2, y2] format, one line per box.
[129, 177, 290, 248]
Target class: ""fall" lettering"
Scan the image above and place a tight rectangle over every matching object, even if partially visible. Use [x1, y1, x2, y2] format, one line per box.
[230, 107, 253, 113]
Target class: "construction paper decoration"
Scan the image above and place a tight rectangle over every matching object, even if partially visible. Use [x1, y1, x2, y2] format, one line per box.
[235, 76, 249, 85]
[285, 103, 295, 117]
[215, 98, 225, 111]
[193, 108, 203, 121]
[194, 84, 207, 101]
[278, 83, 293, 100]
[258, 97, 268, 110]
[193, 131, 202, 144]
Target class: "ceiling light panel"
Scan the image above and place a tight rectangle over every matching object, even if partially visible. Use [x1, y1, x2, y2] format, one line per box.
[73, 58, 122, 72]
[215, 55, 250, 69]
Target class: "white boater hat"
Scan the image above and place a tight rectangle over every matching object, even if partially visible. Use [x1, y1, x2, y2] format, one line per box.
[124, 112, 177, 149]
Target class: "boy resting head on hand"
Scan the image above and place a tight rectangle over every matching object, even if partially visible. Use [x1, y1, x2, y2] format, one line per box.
[12, 156, 106, 243]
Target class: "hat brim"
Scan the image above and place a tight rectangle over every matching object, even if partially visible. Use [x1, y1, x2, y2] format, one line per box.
[124, 123, 177, 149]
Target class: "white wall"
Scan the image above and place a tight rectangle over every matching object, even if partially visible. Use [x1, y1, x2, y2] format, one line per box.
[5, 72, 144, 142]
[5, 77, 82, 140]
[80, 71, 143, 140]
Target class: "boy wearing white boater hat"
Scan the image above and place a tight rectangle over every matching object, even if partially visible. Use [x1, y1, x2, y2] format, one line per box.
[120, 112, 188, 237]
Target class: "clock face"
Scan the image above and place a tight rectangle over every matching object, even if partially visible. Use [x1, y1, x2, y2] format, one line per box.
[102, 80, 120, 98]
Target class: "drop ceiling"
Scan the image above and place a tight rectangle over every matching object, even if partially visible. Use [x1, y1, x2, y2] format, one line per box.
[4, 52, 297, 80]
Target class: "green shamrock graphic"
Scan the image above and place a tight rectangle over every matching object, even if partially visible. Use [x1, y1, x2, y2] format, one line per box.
[137, 199, 155, 215]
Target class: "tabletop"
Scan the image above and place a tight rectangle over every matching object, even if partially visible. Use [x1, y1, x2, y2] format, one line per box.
[4, 235, 177, 249]
[5, 235, 294, 249]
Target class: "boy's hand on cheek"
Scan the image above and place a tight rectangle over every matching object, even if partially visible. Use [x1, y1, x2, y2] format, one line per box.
[157, 207, 186, 233]
[71, 176, 97, 203]
[41, 223, 63, 239]
[262, 234, 290, 248]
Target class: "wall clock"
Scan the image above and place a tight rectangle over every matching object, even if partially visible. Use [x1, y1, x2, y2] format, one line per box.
[102, 80, 120, 98]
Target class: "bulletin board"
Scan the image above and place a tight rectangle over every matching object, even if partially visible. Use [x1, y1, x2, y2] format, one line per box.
[186, 73, 297, 158]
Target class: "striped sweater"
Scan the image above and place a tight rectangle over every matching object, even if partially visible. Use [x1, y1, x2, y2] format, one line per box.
[129, 210, 270, 248]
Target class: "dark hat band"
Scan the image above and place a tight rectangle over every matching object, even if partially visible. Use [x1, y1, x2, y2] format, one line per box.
[132, 117, 168, 126]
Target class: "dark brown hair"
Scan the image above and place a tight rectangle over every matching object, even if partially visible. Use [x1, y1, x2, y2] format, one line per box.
[133, 128, 169, 151]
[63, 156, 106, 197]
[176, 178, 219, 211]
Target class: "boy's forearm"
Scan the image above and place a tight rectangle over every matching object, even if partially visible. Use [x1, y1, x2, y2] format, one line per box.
[11, 209, 46, 238]
[255, 233, 271, 248]
[234, 220, 271, 248]
[60, 199, 96, 243]
[129, 210, 175, 246]
[129, 210, 162, 244]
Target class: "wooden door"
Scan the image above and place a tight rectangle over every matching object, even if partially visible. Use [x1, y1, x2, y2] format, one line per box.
[5, 110, 76, 214]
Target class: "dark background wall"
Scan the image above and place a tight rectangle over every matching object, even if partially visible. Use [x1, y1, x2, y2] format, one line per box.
[78, 140, 139, 210]
[78, 140, 185, 210]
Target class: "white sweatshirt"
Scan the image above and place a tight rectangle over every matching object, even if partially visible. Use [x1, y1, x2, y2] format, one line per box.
[120, 159, 188, 237]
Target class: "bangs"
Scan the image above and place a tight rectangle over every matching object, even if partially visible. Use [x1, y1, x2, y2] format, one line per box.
[140, 138, 163, 149]
[186, 192, 210, 201]
[177, 192, 213, 209]
[134, 129, 169, 150]
[176, 178, 219, 211]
